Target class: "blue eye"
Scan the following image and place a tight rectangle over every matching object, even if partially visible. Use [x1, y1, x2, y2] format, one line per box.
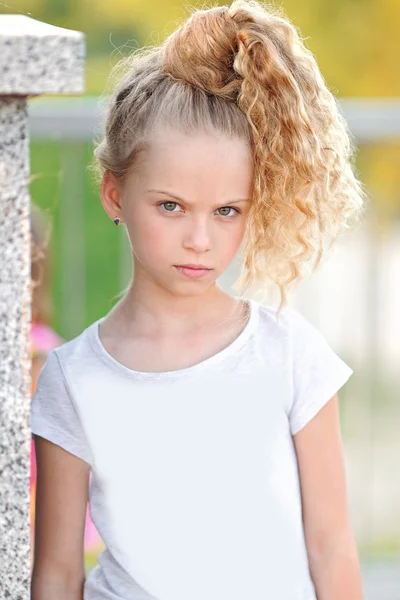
[158, 202, 240, 217]
[217, 207, 240, 217]
[160, 201, 180, 212]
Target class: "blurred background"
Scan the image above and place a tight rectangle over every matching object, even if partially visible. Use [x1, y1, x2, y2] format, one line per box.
[5, 0, 398, 597]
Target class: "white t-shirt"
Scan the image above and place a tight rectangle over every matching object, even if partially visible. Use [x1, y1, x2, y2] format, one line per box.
[30, 297, 353, 600]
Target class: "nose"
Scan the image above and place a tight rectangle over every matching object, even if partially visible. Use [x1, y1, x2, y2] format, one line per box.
[182, 217, 212, 253]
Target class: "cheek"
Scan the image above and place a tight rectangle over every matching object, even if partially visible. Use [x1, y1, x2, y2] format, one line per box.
[217, 221, 246, 259]
[129, 211, 174, 257]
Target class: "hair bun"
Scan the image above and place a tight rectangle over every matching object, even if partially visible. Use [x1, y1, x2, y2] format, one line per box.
[162, 5, 242, 100]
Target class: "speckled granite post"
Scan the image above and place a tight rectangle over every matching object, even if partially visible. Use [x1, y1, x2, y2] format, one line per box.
[0, 16, 85, 598]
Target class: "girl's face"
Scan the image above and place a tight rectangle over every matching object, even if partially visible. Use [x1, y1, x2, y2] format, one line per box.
[102, 126, 253, 298]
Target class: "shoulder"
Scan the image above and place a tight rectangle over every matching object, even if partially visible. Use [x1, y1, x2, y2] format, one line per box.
[31, 328, 96, 467]
[256, 302, 331, 349]
[32, 320, 100, 401]
[253, 300, 309, 342]
[254, 300, 352, 378]
[254, 300, 304, 323]
[52, 319, 99, 373]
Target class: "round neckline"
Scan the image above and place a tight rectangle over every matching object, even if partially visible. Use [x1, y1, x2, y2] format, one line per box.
[87, 296, 259, 380]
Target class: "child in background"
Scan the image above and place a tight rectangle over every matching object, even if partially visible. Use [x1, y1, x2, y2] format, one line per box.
[30, 204, 104, 570]
[31, 1, 367, 599]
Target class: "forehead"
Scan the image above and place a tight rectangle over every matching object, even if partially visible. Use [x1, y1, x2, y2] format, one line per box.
[129, 126, 253, 197]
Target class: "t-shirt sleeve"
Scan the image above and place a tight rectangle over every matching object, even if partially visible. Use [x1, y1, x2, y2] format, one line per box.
[30, 348, 93, 467]
[286, 308, 354, 436]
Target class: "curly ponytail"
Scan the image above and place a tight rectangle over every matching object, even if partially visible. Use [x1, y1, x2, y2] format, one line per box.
[89, 0, 367, 317]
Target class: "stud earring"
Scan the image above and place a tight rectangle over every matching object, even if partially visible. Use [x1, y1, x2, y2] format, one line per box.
[113, 216, 120, 226]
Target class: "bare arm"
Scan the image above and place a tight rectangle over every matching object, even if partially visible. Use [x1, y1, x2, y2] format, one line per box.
[293, 393, 364, 600]
[31, 435, 90, 600]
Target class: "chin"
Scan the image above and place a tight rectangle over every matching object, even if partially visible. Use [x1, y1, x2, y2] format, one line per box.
[174, 283, 213, 296]
[163, 279, 217, 298]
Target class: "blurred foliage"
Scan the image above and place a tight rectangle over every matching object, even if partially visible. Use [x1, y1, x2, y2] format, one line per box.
[3, 0, 400, 96]
[357, 141, 400, 225]
[29, 140, 121, 333]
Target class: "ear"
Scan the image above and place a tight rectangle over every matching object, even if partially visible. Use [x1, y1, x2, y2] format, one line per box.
[100, 170, 124, 224]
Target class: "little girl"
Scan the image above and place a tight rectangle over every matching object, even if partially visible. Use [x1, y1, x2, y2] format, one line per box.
[30, 1, 366, 599]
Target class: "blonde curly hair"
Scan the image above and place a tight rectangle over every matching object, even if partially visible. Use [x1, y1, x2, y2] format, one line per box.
[88, 0, 367, 318]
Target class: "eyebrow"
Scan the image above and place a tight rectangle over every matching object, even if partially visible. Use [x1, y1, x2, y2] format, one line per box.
[146, 189, 251, 204]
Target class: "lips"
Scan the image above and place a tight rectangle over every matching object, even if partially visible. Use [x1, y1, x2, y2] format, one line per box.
[174, 265, 212, 279]
[175, 264, 211, 270]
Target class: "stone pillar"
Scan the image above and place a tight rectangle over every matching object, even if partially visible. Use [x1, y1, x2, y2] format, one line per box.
[0, 16, 85, 598]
